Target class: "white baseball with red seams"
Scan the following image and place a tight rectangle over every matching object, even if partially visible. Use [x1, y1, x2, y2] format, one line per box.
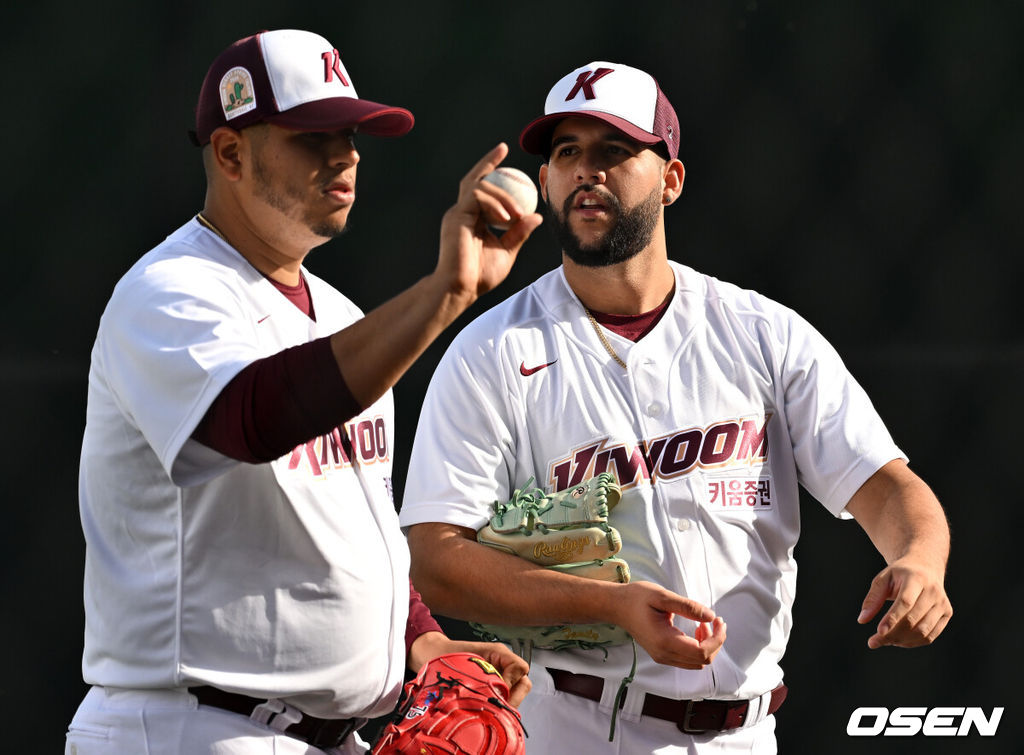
[482, 167, 538, 229]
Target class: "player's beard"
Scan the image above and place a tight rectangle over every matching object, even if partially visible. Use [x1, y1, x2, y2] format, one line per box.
[251, 152, 349, 240]
[547, 184, 661, 268]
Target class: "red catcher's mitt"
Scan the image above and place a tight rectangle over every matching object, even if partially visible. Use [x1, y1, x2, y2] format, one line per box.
[371, 652, 526, 755]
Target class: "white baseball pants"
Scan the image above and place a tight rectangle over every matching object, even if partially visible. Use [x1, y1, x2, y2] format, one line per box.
[65, 686, 369, 755]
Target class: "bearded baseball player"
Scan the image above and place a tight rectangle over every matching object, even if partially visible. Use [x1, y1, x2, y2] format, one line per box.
[65, 29, 539, 755]
[399, 61, 953, 753]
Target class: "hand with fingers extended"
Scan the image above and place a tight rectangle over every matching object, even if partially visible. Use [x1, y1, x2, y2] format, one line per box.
[438, 143, 544, 300]
[609, 581, 727, 669]
[857, 555, 953, 649]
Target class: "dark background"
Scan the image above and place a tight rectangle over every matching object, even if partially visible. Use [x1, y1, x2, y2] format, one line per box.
[4, 1, 1020, 752]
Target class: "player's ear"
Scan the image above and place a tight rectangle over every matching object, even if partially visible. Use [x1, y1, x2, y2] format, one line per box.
[662, 159, 685, 206]
[208, 127, 245, 182]
[538, 163, 548, 203]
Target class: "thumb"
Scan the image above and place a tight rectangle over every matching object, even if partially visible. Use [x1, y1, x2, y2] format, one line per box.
[858, 571, 894, 624]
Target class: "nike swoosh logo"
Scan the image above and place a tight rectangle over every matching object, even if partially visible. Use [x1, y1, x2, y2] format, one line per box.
[520, 359, 557, 376]
[257, 315, 271, 324]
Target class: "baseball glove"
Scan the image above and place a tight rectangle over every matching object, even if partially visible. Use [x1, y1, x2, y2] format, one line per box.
[471, 473, 631, 656]
[371, 652, 526, 755]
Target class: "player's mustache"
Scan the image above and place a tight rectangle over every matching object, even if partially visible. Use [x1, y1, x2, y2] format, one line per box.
[561, 184, 621, 216]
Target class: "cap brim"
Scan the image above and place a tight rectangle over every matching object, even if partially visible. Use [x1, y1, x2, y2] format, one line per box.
[519, 111, 661, 155]
[268, 97, 414, 137]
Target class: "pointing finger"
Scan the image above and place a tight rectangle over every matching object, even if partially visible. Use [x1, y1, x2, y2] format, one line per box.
[461, 143, 510, 188]
[646, 588, 716, 624]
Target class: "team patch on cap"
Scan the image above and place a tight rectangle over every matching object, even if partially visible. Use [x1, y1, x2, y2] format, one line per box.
[219, 66, 257, 120]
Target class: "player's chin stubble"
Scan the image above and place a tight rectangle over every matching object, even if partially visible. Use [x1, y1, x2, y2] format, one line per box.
[252, 154, 348, 241]
[547, 185, 662, 268]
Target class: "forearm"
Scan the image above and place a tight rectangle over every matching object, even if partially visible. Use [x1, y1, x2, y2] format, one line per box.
[407, 523, 625, 627]
[847, 459, 950, 571]
[848, 459, 953, 647]
[331, 143, 544, 408]
[408, 522, 725, 668]
[331, 272, 475, 410]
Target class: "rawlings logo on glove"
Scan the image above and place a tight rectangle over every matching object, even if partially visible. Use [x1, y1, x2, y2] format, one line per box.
[531, 533, 595, 561]
[371, 653, 526, 755]
[471, 473, 631, 656]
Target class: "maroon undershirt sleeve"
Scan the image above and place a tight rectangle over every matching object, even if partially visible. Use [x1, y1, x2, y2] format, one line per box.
[406, 580, 444, 656]
[192, 336, 361, 462]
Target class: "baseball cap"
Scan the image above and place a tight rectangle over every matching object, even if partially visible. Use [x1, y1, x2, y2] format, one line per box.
[190, 29, 414, 146]
[519, 62, 679, 160]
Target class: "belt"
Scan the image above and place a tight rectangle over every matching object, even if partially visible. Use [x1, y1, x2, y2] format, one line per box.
[547, 669, 787, 735]
[190, 686, 363, 749]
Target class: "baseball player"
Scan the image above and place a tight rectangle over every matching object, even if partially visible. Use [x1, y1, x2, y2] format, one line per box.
[398, 62, 953, 753]
[65, 29, 539, 755]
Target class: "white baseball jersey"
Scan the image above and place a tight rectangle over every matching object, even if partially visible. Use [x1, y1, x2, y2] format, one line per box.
[399, 261, 904, 704]
[78, 218, 409, 720]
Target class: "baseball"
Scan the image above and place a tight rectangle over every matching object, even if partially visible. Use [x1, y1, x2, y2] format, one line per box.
[482, 167, 538, 230]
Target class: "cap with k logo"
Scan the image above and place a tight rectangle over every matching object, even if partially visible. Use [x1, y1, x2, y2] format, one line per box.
[191, 29, 414, 146]
[519, 61, 679, 159]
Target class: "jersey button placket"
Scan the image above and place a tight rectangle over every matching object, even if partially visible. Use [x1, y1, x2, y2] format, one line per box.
[632, 357, 667, 425]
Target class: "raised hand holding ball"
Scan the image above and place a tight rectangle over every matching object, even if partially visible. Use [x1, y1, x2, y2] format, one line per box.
[482, 167, 538, 233]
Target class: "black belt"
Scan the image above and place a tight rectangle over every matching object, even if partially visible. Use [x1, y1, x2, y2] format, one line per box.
[548, 669, 787, 735]
[190, 686, 363, 748]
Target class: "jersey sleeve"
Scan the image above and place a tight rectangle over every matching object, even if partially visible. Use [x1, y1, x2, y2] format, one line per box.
[399, 327, 516, 531]
[96, 256, 265, 486]
[775, 307, 906, 517]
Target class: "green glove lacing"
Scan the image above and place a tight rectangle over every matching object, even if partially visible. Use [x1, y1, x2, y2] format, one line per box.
[608, 638, 638, 741]
[491, 476, 612, 534]
[492, 477, 545, 531]
[493, 477, 577, 534]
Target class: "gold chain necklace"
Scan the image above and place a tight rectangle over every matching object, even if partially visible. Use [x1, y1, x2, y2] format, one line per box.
[195, 212, 228, 242]
[583, 305, 628, 370]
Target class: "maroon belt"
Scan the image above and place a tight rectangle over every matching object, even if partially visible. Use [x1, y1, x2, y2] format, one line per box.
[190, 686, 362, 748]
[547, 669, 787, 735]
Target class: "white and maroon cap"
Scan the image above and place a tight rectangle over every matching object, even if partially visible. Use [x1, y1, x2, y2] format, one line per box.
[519, 62, 679, 160]
[191, 29, 414, 146]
